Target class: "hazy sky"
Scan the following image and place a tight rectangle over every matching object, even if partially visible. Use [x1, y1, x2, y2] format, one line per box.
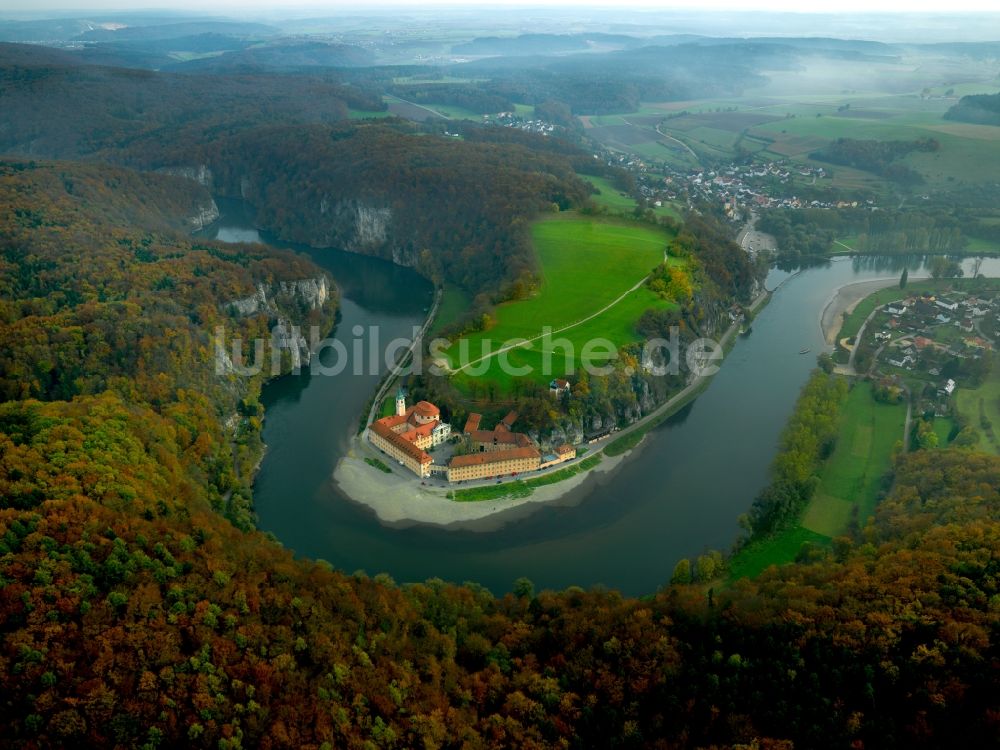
[2, 0, 1000, 13]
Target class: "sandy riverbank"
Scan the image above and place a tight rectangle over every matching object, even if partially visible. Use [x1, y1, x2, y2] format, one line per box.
[333, 438, 630, 531]
[335, 287, 770, 530]
[820, 278, 906, 345]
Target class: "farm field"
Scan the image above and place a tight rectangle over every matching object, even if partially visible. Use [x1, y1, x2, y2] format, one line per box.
[582, 175, 636, 211]
[955, 355, 1000, 455]
[442, 213, 677, 395]
[582, 174, 683, 220]
[801, 382, 906, 535]
[581, 66, 1000, 195]
[729, 380, 905, 579]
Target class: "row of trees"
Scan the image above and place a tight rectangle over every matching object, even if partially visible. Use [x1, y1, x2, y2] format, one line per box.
[759, 205, 968, 264]
[743, 372, 848, 539]
[810, 137, 939, 185]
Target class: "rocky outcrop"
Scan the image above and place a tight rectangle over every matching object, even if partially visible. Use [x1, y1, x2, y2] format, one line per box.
[227, 276, 330, 318]
[354, 204, 391, 247]
[270, 318, 309, 372]
[278, 276, 329, 310]
[224, 275, 332, 370]
[229, 284, 270, 317]
[313, 198, 398, 257]
[187, 199, 220, 231]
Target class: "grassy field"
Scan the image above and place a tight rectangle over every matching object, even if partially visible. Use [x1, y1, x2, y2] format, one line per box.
[729, 380, 905, 579]
[582, 175, 637, 211]
[727, 526, 830, 581]
[582, 174, 684, 220]
[956, 354, 1000, 454]
[579, 72, 1000, 195]
[801, 382, 905, 535]
[443, 213, 677, 394]
[429, 286, 471, 337]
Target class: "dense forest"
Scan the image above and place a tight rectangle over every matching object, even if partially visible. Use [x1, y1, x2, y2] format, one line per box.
[2, 384, 997, 748]
[0, 159, 336, 529]
[0, 44, 382, 159]
[0, 35, 998, 749]
[171, 121, 595, 300]
[944, 90, 1000, 126]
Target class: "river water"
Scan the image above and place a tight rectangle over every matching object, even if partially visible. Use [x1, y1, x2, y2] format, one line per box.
[207, 201, 999, 596]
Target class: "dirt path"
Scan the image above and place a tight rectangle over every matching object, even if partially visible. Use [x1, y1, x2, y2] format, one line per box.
[450, 272, 653, 374]
[653, 122, 700, 162]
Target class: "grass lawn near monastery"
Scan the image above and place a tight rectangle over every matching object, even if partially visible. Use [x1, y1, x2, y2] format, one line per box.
[443, 212, 678, 395]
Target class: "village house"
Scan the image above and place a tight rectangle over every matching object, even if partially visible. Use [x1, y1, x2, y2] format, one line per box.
[539, 443, 577, 469]
[549, 378, 571, 397]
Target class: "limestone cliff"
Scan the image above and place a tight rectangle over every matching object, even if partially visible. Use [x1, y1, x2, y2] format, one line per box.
[221, 275, 334, 374]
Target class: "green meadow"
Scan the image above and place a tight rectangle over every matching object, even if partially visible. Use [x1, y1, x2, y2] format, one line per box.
[729, 381, 905, 579]
[956, 354, 1000, 455]
[429, 286, 471, 337]
[582, 174, 684, 221]
[801, 382, 906, 536]
[582, 175, 637, 211]
[443, 213, 678, 395]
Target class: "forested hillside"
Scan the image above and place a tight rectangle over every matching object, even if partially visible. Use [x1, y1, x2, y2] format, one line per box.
[170, 122, 594, 298]
[2, 393, 997, 748]
[0, 36, 997, 750]
[0, 159, 336, 528]
[0, 162, 995, 749]
[0, 44, 381, 159]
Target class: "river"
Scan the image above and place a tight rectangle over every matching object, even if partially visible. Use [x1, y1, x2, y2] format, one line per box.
[206, 200, 1000, 596]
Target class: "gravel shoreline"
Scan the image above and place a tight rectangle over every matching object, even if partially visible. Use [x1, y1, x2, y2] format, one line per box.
[333, 438, 630, 531]
[333, 289, 770, 531]
[820, 277, 908, 345]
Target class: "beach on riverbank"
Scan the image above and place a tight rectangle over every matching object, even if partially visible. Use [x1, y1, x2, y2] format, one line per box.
[334, 439, 630, 530]
[820, 277, 908, 344]
[333, 288, 770, 530]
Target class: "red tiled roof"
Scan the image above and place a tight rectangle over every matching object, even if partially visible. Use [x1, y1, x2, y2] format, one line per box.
[375, 413, 408, 429]
[556, 443, 575, 455]
[370, 421, 432, 464]
[449, 446, 540, 469]
[463, 413, 482, 433]
[469, 430, 532, 448]
[501, 410, 518, 427]
[413, 400, 440, 418]
[401, 421, 436, 441]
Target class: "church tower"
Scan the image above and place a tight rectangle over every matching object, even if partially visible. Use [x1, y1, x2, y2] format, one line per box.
[395, 387, 407, 416]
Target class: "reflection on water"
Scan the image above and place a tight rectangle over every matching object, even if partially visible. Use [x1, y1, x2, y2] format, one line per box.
[205, 202, 1000, 596]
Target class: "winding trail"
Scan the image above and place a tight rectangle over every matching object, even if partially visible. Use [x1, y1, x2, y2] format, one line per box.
[385, 94, 450, 121]
[653, 122, 701, 162]
[450, 273, 653, 375]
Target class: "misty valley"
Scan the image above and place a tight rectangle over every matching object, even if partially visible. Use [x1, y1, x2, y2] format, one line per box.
[0, 5, 999, 749]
